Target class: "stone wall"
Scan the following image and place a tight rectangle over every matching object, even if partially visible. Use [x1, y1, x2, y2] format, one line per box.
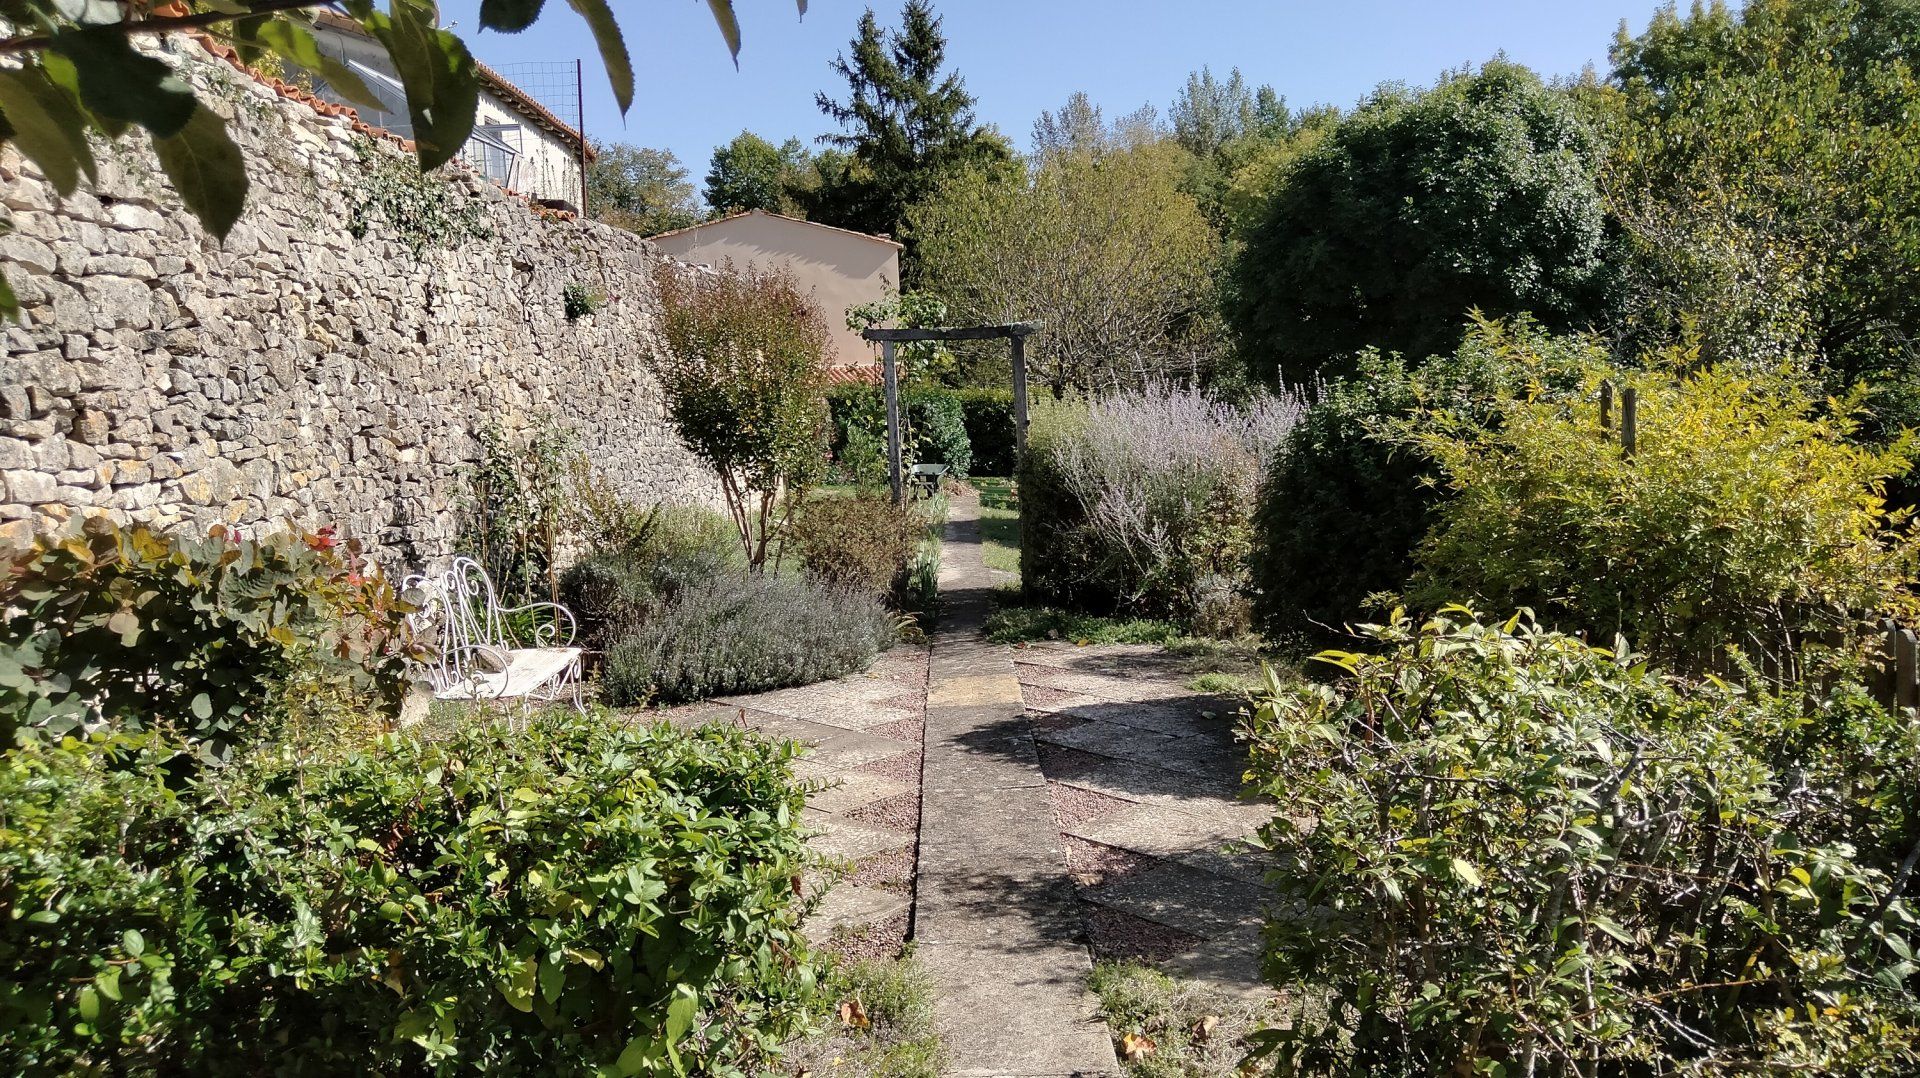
[0, 37, 718, 570]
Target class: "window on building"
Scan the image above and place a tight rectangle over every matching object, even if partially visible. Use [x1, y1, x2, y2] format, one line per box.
[464, 124, 524, 188]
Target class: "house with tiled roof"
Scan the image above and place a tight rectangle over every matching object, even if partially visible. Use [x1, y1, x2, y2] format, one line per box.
[307, 11, 589, 209]
[648, 210, 903, 373]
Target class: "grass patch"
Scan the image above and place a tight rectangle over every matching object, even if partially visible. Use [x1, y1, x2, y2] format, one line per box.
[973, 476, 1021, 578]
[1185, 670, 1262, 695]
[787, 952, 945, 1078]
[1091, 961, 1285, 1077]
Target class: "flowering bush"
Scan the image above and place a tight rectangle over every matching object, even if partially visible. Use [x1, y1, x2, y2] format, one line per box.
[0, 517, 414, 756]
[1405, 363, 1918, 669]
[602, 567, 897, 705]
[1020, 383, 1302, 632]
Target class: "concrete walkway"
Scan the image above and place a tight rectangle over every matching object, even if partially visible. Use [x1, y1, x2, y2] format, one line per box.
[916, 493, 1118, 1076]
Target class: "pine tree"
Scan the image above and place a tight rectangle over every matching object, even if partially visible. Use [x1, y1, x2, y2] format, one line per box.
[807, 1, 1010, 243]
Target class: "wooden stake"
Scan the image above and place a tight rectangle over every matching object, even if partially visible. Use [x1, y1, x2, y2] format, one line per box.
[1621, 386, 1638, 458]
[1599, 381, 1613, 436]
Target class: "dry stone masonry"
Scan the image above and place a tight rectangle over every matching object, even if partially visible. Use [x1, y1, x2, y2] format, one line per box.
[0, 36, 718, 568]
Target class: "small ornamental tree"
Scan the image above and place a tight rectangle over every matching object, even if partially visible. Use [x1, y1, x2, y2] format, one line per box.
[655, 263, 831, 570]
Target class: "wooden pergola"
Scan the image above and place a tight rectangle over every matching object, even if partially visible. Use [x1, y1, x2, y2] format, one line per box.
[860, 322, 1038, 504]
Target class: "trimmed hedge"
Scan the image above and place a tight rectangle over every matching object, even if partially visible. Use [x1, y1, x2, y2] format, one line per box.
[826, 384, 984, 479]
[953, 388, 1017, 476]
[793, 494, 925, 597]
[0, 718, 819, 1074]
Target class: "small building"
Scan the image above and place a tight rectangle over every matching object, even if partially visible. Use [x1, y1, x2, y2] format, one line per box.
[307, 11, 589, 208]
[646, 210, 903, 370]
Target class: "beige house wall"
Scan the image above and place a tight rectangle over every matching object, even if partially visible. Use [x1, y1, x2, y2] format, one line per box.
[647, 212, 902, 366]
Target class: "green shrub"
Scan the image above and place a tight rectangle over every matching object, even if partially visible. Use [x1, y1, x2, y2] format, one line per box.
[1243, 611, 1920, 1075]
[1019, 386, 1299, 632]
[558, 504, 738, 647]
[1405, 363, 1918, 669]
[793, 494, 924, 597]
[953, 388, 1016, 476]
[904, 389, 971, 479]
[0, 517, 414, 756]
[1251, 317, 1600, 647]
[0, 716, 820, 1074]
[603, 572, 898, 705]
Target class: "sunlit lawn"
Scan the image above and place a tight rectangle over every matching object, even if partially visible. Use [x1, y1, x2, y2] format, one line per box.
[973, 476, 1021, 578]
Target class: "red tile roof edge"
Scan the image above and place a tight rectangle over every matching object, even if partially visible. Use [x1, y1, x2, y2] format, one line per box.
[185, 29, 580, 223]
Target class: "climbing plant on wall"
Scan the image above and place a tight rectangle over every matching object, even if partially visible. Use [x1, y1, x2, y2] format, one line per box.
[0, 0, 807, 319]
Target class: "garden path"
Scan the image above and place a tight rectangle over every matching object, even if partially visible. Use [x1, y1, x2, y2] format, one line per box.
[665, 493, 1278, 1074]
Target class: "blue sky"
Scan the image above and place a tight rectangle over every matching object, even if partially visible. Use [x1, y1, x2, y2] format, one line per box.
[443, 1, 1678, 194]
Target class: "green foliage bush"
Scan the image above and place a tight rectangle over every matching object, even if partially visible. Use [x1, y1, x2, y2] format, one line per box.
[1405, 362, 1918, 669]
[826, 385, 976, 480]
[953, 388, 1017, 476]
[1229, 60, 1612, 382]
[1250, 318, 1600, 647]
[0, 716, 820, 1074]
[792, 494, 925, 597]
[1243, 611, 1920, 1075]
[0, 517, 414, 756]
[603, 570, 898, 705]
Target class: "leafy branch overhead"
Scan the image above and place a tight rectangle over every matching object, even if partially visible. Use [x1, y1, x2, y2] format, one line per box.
[0, 0, 803, 318]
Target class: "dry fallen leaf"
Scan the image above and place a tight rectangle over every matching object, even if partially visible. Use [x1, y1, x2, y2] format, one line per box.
[1192, 1014, 1220, 1041]
[1121, 1031, 1156, 1061]
[838, 998, 870, 1029]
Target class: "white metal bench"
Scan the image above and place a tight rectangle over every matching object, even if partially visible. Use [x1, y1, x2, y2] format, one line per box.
[405, 556, 585, 716]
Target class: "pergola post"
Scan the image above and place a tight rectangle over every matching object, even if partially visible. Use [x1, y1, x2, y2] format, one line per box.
[1010, 332, 1029, 463]
[882, 339, 905, 505]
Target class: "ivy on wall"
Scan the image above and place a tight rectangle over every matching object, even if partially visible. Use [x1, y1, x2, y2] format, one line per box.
[346, 141, 490, 256]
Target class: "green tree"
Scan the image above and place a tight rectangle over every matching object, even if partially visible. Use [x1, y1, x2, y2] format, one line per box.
[911, 138, 1223, 391]
[0, 0, 795, 320]
[806, 1, 1011, 244]
[1605, 0, 1920, 432]
[704, 131, 811, 216]
[585, 141, 700, 235]
[1228, 60, 1613, 383]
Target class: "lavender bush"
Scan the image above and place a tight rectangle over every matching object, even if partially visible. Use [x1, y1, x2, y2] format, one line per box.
[1022, 382, 1305, 632]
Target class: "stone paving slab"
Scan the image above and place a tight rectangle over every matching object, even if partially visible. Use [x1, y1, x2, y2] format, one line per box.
[1162, 926, 1269, 999]
[1014, 662, 1196, 704]
[917, 942, 1118, 1078]
[1081, 859, 1268, 940]
[810, 728, 918, 769]
[1037, 718, 1240, 779]
[799, 765, 912, 816]
[1051, 755, 1265, 825]
[1023, 690, 1226, 738]
[1071, 802, 1275, 886]
[807, 883, 912, 940]
[809, 814, 915, 862]
[919, 493, 1118, 1076]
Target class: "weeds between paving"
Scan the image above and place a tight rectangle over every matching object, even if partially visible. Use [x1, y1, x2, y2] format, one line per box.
[785, 952, 944, 1078]
[1091, 961, 1286, 1077]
